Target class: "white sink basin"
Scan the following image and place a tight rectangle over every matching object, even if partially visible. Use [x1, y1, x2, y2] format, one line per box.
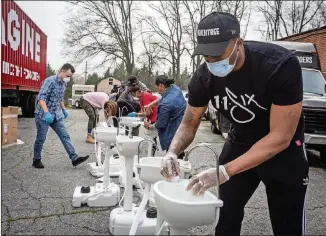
[119, 116, 143, 128]
[94, 127, 117, 143]
[153, 179, 223, 230]
[136, 157, 192, 184]
[116, 135, 144, 157]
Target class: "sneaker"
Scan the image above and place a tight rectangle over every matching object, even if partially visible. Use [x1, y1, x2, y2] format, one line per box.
[32, 159, 44, 169]
[72, 155, 90, 167]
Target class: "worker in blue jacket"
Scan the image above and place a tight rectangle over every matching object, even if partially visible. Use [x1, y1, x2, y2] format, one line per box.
[145, 75, 187, 159]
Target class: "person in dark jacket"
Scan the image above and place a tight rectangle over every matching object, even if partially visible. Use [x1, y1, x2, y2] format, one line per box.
[144, 75, 187, 159]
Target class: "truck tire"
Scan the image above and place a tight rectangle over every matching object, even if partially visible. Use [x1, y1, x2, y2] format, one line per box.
[21, 93, 37, 118]
[21, 94, 31, 117]
[29, 94, 37, 117]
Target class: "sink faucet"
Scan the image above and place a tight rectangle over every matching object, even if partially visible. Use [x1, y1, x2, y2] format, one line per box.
[110, 116, 120, 135]
[137, 139, 157, 164]
[121, 106, 128, 117]
[182, 143, 220, 198]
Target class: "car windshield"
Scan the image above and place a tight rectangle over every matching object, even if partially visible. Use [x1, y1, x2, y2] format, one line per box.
[302, 69, 326, 95]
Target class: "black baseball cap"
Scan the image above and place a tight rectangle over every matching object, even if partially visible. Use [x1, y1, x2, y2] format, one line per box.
[192, 12, 240, 57]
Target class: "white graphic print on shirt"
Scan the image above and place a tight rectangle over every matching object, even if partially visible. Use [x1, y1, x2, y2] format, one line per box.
[213, 87, 267, 124]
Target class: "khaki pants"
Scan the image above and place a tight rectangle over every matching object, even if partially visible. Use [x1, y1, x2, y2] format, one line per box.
[80, 98, 99, 133]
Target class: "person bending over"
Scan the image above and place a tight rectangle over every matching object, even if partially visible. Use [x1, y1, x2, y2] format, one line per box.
[33, 63, 89, 169]
[80, 91, 116, 144]
[160, 12, 308, 236]
[129, 85, 160, 155]
[117, 75, 148, 102]
[144, 75, 187, 159]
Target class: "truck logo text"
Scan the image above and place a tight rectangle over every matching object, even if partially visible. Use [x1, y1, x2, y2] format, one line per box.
[297, 56, 313, 64]
[1, 8, 41, 63]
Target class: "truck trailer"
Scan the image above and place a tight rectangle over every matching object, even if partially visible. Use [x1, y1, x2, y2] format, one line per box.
[1, 0, 47, 117]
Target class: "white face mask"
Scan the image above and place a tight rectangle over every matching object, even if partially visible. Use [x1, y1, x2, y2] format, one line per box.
[63, 77, 70, 83]
[132, 96, 140, 101]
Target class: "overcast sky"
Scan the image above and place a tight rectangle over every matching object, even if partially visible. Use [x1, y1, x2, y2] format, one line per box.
[16, 1, 264, 77]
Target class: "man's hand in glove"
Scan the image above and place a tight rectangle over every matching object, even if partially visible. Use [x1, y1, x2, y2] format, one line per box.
[160, 152, 180, 180]
[186, 165, 230, 195]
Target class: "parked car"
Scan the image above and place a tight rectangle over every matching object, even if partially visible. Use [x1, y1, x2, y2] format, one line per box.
[270, 41, 326, 165]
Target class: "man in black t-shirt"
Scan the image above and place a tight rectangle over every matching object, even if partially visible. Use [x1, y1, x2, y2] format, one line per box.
[160, 12, 309, 235]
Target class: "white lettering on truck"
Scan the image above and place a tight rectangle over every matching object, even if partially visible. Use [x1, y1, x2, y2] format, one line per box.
[297, 56, 313, 64]
[1, 8, 41, 63]
[2, 60, 40, 81]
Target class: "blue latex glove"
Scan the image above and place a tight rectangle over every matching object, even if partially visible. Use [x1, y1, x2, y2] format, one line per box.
[127, 112, 137, 117]
[62, 109, 68, 119]
[44, 112, 53, 125]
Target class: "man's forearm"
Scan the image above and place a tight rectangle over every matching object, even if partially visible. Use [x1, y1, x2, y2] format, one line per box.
[224, 132, 290, 177]
[168, 105, 202, 155]
[168, 123, 197, 155]
[38, 100, 49, 113]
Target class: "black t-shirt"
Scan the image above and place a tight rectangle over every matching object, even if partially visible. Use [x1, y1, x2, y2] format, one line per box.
[188, 40, 305, 145]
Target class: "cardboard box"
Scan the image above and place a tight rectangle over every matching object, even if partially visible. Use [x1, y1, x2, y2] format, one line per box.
[1, 106, 19, 146]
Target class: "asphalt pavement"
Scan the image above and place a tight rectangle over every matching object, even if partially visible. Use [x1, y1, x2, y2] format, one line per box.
[1, 109, 326, 235]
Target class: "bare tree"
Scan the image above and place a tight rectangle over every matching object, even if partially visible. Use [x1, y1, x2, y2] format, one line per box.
[280, 0, 324, 36]
[257, 0, 284, 41]
[213, 0, 250, 28]
[138, 23, 162, 87]
[183, 1, 214, 74]
[142, 1, 185, 81]
[258, 0, 325, 40]
[308, 2, 326, 29]
[182, 1, 251, 74]
[61, 0, 137, 76]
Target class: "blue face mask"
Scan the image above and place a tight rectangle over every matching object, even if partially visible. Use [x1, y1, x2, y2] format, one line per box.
[206, 40, 239, 77]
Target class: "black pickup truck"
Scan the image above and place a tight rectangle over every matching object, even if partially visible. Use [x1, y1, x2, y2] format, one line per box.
[208, 41, 326, 164]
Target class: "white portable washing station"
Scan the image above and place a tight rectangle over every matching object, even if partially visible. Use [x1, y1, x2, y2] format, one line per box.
[153, 144, 224, 235]
[72, 111, 223, 235]
[87, 118, 123, 178]
[72, 124, 120, 207]
[72, 115, 144, 208]
[109, 126, 192, 235]
[89, 116, 144, 189]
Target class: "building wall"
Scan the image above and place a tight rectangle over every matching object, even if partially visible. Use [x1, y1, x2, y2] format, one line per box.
[97, 77, 121, 93]
[279, 26, 326, 79]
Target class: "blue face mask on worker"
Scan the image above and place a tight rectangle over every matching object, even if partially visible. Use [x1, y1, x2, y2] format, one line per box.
[205, 39, 239, 77]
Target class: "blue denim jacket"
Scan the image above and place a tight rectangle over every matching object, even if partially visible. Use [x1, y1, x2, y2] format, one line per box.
[155, 85, 186, 151]
[35, 75, 66, 121]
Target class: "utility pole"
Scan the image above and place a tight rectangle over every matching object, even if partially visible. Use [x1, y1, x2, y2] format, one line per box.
[84, 61, 88, 84]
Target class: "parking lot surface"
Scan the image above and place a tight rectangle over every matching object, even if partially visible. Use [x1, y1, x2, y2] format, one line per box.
[1, 109, 326, 235]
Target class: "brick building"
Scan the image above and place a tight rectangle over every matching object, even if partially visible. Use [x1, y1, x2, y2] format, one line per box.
[278, 26, 326, 79]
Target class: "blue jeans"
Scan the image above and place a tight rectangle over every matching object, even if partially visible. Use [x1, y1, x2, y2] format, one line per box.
[33, 117, 78, 161]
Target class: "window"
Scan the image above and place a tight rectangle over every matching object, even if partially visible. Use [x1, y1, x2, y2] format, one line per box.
[74, 90, 83, 95]
[109, 78, 113, 85]
[302, 69, 326, 95]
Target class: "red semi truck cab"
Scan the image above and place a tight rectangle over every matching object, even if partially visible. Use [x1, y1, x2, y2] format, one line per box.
[1, 0, 47, 117]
